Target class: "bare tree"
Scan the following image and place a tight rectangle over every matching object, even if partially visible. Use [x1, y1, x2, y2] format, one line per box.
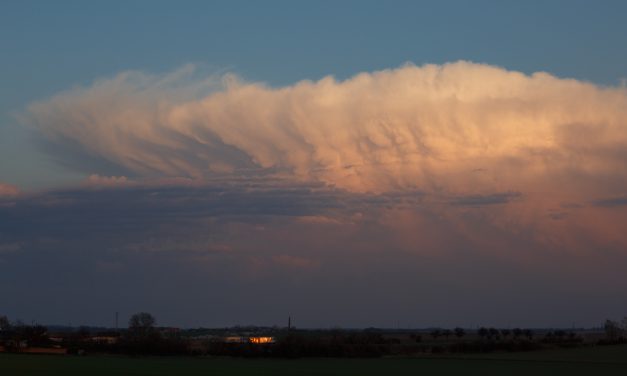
[605, 320, 622, 341]
[0, 315, 10, 331]
[454, 327, 465, 338]
[478, 327, 489, 339]
[442, 329, 452, 339]
[430, 329, 442, 340]
[489, 328, 500, 339]
[512, 328, 523, 338]
[523, 329, 534, 340]
[128, 312, 156, 338]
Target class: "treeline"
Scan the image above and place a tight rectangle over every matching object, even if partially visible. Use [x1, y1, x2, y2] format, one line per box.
[195, 328, 588, 358]
[206, 331, 398, 358]
[600, 319, 627, 345]
[0, 321, 51, 351]
[1, 313, 623, 358]
[0, 313, 186, 356]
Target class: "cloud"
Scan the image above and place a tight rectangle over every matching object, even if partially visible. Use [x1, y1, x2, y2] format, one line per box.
[14, 61, 627, 258]
[1, 178, 627, 327]
[272, 254, 320, 269]
[6, 62, 627, 327]
[16, 61, 627, 259]
[1, 181, 626, 327]
[0, 182, 20, 197]
[0, 242, 21, 254]
[22, 61, 627, 200]
[593, 196, 627, 207]
[82, 174, 135, 188]
[450, 191, 522, 206]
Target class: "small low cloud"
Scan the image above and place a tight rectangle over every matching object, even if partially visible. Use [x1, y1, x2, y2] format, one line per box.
[83, 174, 133, 188]
[124, 237, 232, 254]
[0, 242, 21, 254]
[450, 192, 522, 206]
[272, 254, 320, 269]
[547, 211, 569, 220]
[0, 182, 20, 197]
[593, 196, 627, 207]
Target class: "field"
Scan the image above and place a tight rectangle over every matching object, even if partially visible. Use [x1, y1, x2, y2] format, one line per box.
[2, 345, 627, 375]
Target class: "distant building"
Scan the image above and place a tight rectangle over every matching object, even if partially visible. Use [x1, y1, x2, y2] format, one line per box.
[221, 336, 275, 344]
[248, 336, 275, 344]
[90, 336, 119, 344]
[224, 336, 246, 343]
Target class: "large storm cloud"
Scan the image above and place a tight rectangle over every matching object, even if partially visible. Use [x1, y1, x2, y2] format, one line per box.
[5, 62, 627, 327]
[24, 62, 627, 195]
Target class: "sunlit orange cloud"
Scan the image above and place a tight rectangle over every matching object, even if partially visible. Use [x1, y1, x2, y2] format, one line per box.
[24, 62, 627, 195]
[21, 62, 627, 255]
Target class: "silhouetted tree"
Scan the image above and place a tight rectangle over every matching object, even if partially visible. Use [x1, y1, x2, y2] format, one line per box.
[0, 315, 10, 331]
[488, 328, 499, 339]
[430, 329, 442, 340]
[128, 312, 156, 338]
[604, 320, 622, 341]
[0, 316, 11, 342]
[442, 329, 452, 339]
[478, 327, 488, 339]
[523, 329, 534, 340]
[11, 324, 49, 347]
[512, 328, 523, 338]
[123, 312, 184, 355]
[500, 329, 511, 338]
[554, 330, 566, 340]
[454, 327, 465, 338]
[77, 326, 91, 339]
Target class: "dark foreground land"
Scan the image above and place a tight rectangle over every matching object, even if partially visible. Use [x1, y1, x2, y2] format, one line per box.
[2, 345, 627, 376]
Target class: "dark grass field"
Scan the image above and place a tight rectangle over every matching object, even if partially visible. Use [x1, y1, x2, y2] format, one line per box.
[2, 345, 627, 375]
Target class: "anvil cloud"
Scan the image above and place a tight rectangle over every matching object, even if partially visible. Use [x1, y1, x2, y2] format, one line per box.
[22, 62, 627, 251]
[25, 62, 627, 196]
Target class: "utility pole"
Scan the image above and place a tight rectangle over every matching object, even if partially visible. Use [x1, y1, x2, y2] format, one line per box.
[288, 316, 291, 331]
[115, 312, 119, 332]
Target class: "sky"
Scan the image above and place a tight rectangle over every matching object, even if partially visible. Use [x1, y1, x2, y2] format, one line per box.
[1, 0, 627, 329]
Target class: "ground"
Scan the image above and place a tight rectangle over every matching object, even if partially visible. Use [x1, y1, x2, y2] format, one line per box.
[2, 345, 627, 375]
